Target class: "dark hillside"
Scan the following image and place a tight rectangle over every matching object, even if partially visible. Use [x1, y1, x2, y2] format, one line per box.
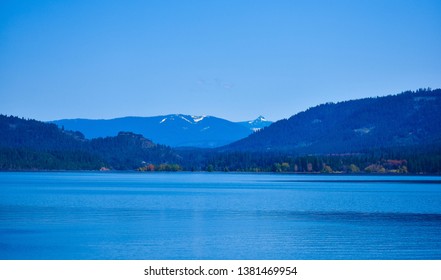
[226, 89, 441, 153]
[0, 115, 179, 170]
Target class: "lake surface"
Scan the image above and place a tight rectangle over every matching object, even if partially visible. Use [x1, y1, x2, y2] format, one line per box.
[1, 172, 441, 260]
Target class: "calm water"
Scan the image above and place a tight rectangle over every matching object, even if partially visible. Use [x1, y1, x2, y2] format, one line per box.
[1, 172, 441, 260]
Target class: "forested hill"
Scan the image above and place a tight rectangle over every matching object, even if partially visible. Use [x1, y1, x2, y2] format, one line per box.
[0, 114, 87, 151]
[0, 115, 179, 170]
[226, 89, 441, 153]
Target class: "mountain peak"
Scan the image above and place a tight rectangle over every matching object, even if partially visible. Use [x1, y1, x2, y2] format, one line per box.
[251, 115, 270, 123]
[238, 116, 273, 132]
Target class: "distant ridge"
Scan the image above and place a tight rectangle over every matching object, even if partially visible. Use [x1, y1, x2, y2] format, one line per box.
[51, 114, 272, 148]
[226, 88, 441, 153]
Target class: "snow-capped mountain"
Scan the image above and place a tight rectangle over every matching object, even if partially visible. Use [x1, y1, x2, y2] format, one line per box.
[159, 114, 207, 125]
[238, 115, 273, 132]
[51, 114, 272, 148]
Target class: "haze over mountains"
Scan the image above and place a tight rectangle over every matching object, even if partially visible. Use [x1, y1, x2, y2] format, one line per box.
[52, 115, 272, 148]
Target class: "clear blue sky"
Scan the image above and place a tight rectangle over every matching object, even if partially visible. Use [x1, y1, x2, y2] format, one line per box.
[1, 0, 440, 122]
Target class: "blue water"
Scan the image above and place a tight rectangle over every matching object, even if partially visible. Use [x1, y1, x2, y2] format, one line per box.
[1, 172, 441, 260]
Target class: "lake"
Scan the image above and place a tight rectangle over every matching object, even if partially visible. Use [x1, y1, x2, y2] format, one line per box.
[1, 172, 441, 259]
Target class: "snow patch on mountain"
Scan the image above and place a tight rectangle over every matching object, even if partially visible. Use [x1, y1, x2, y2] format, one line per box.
[179, 115, 193, 124]
[192, 115, 206, 123]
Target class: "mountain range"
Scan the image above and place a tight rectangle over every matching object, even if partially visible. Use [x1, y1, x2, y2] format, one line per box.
[1, 88, 440, 173]
[51, 115, 272, 148]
